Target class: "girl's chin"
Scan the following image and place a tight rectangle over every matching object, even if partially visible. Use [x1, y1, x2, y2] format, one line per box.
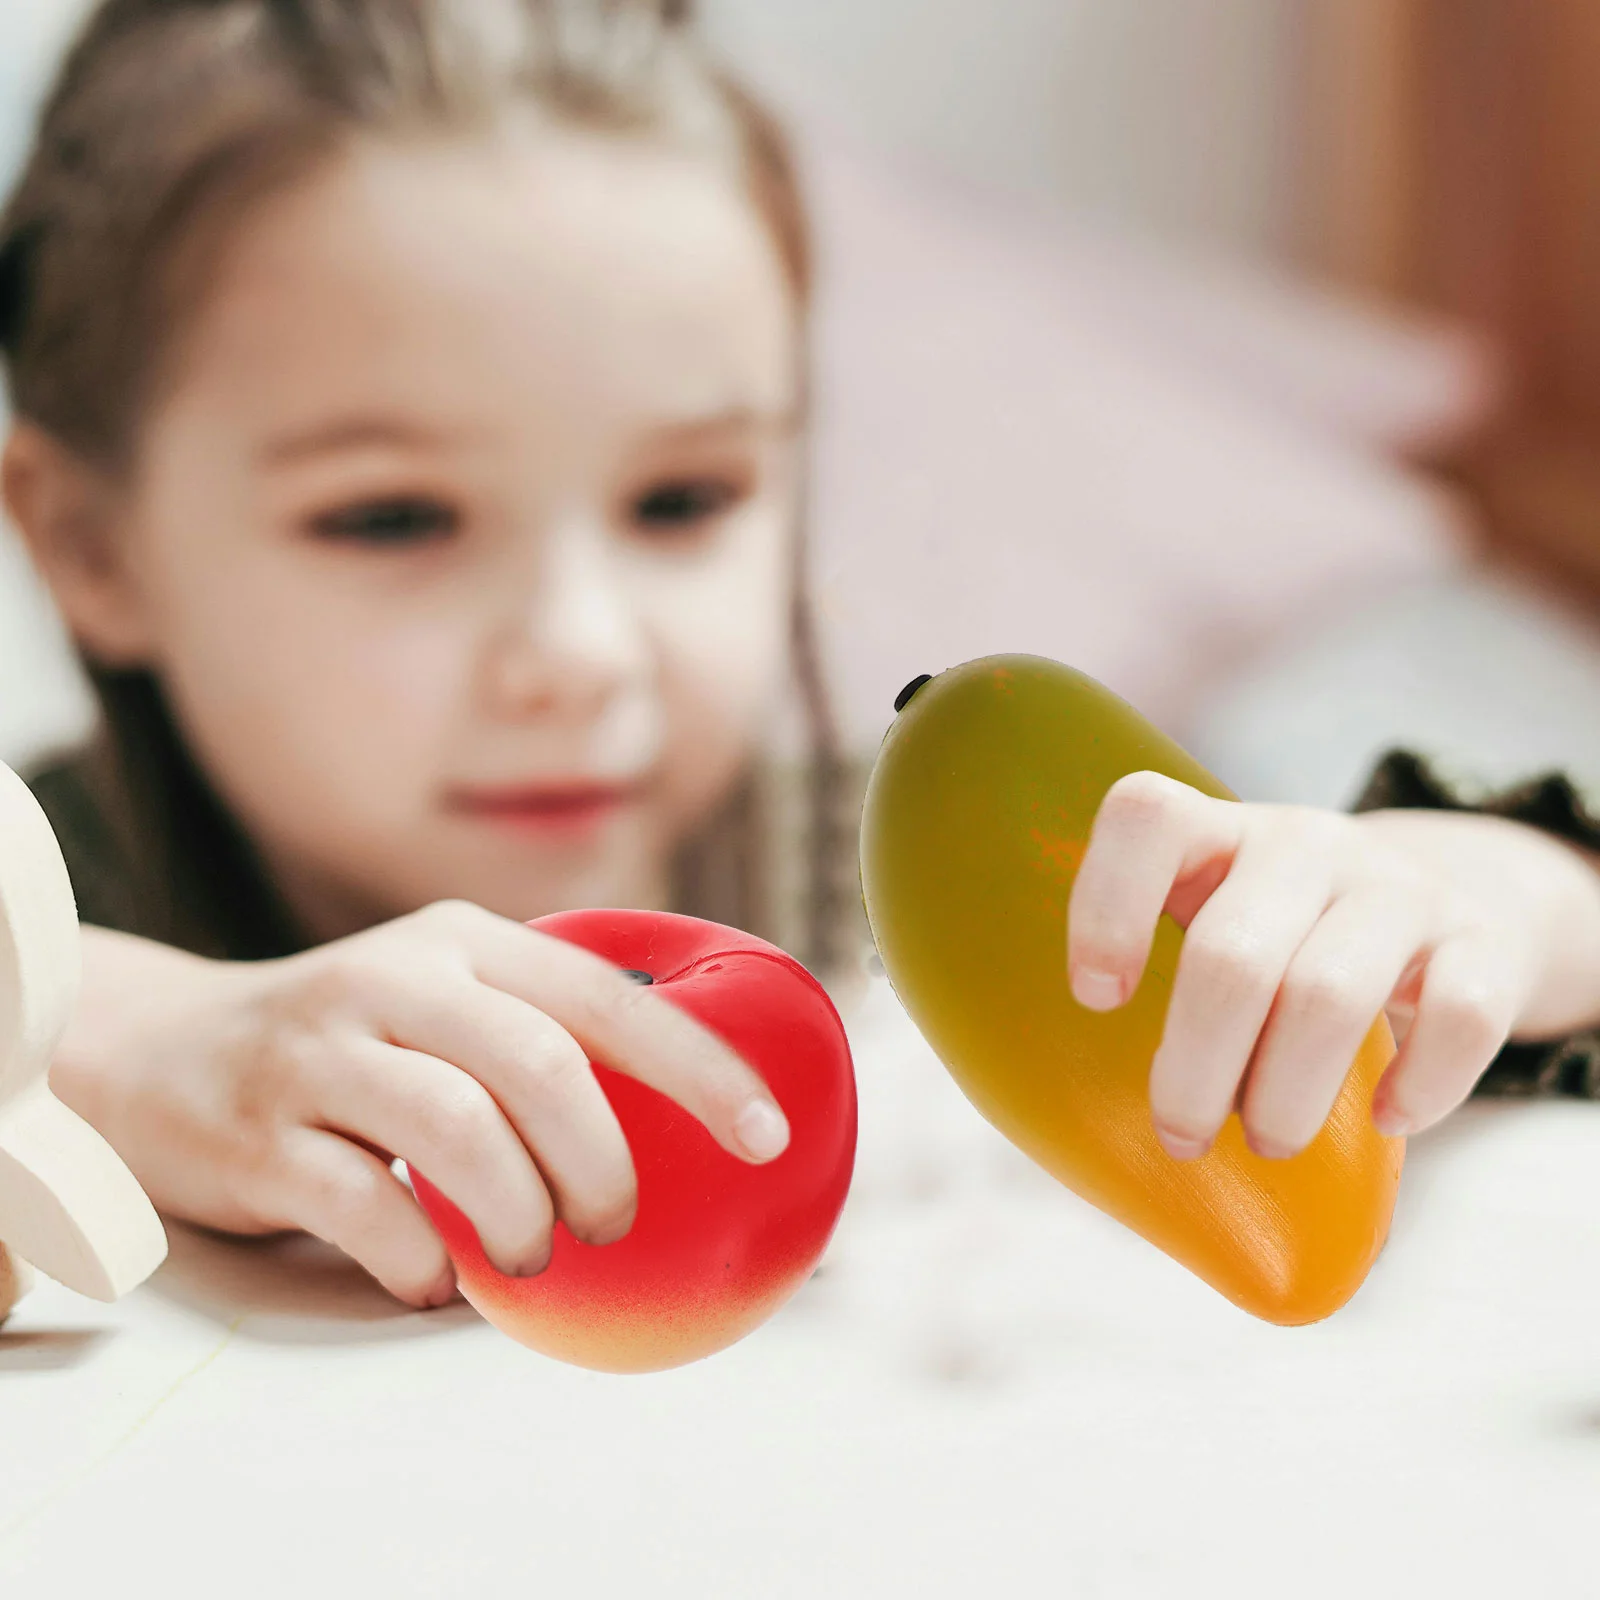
[426, 819, 666, 919]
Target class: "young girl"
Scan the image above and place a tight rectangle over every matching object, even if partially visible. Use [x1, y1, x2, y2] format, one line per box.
[2, 0, 1598, 1313]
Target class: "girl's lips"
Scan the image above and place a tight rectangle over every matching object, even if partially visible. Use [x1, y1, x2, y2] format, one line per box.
[447, 781, 644, 833]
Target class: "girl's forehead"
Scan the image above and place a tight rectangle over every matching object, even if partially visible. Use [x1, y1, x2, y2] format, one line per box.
[165, 129, 799, 434]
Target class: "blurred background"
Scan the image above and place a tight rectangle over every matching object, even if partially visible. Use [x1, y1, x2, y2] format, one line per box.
[6, 0, 1600, 807]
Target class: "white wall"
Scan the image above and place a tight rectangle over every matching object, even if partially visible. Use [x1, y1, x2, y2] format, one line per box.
[0, 0, 1307, 769]
[2, 2, 1301, 259]
[701, 0, 1301, 258]
[0, 0, 88, 186]
[0, 2, 99, 769]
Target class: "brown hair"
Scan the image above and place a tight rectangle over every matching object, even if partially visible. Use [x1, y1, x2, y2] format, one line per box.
[0, 0, 853, 973]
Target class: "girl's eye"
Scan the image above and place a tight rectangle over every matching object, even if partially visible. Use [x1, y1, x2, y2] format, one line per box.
[308, 497, 460, 546]
[630, 478, 746, 533]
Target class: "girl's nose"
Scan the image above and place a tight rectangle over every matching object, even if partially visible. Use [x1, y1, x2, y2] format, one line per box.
[482, 519, 647, 719]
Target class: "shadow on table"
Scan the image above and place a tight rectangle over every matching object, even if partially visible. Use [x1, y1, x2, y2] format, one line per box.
[1562, 1404, 1600, 1439]
[0, 1328, 114, 1373]
[147, 1221, 480, 1347]
[1385, 1100, 1505, 1199]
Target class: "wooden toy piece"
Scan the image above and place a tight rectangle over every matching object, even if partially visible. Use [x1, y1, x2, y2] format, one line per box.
[0, 760, 167, 1323]
[0, 1242, 33, 1326]
[860, 655, 1404, 1326]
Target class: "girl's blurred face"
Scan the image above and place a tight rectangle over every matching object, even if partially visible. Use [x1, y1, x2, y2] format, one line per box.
[111, 128, 801, 936]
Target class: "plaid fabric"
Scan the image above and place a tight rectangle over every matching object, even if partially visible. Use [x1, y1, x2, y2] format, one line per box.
[1352, 749, 1600, 1102]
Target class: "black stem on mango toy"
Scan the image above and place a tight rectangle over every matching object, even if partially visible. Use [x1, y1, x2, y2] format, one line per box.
[894, 675, 933, 713]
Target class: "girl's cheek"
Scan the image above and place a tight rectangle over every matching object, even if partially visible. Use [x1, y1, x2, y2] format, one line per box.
[169, 570, 472, 786]
[659, 510, 791, 698]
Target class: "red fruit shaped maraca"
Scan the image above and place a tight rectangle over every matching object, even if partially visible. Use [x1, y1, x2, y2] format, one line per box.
[411, 910, 857, 1372]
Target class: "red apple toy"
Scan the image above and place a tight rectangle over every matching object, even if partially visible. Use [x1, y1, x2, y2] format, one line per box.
[411, 910, 858, 1373]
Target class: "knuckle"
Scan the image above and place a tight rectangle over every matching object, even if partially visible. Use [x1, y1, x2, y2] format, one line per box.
[427, 1081, 505, 1168]
[264, 1025, 325, 1105]
[1103, 770, 1185, 831]
[1184, 926, 1272, 1000]
[1280, 966, 1366, 1028]
[1425, 983, 1505, 1056]
[294, 952, 390, 1016]
[1274, 805, 1352, 855]
[1440, 893, 1498, 944]
[307, 1159, 384, 1232]
[1366, 860, 1435, 917]
[1374, 849, 1430, 898]
[417, 899, 491, 941]
[607, 971, 655, 1023]
[223, 1113, 282, 1192]
[224, 1028, 304, 1135]
[570, 971, 652, 1039]
[520, 1030, 593, 1098]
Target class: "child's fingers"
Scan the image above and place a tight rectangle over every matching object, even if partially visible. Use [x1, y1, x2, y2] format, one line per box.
[1147, 820, 1337, 1158]
[272, 1129, 457, 1309]
[428, 903, 791, 1165]
[1237, 888, 1426, 1158]
[383, 981, 637, 1250]
[312, 1037, 560, 1277]
[1371, 933, 1522, 1137]
[1068, 773, 1244, 1009]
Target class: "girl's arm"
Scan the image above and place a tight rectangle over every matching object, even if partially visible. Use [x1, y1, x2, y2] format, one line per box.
[50, 907, 792, 1308]
[1067, 773, 1600, 1162]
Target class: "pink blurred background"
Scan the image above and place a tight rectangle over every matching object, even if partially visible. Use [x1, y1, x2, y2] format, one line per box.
[6, 0, 1599, 805]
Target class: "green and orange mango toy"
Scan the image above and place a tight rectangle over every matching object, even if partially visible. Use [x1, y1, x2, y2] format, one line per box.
[859, 654, 1404, 1325]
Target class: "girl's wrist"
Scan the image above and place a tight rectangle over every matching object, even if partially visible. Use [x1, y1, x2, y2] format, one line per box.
[50, 928, 227, 1133]
[1354, 807, 1600, 1040]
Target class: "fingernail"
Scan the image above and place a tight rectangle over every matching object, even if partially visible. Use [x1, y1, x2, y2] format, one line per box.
[1073, 969, 1124, 1011]
[1155, 1127, 1211, 1161]
[511, 1244, 553, 1278]
[582, 1209, 637, 1249]
[1372, 1105, 1412, 1139]
[1246, 1131, 1297, 1161]
[487, 1243, 550, 1279]
[735, 1100, 790, 1162]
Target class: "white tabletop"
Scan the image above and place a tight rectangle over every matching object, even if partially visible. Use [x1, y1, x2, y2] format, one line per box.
[2, 979, 1597, 1600]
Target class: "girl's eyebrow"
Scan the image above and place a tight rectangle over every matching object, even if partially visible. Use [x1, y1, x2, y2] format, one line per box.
[259, 416, 464, 466]
[645, 404, 801, 443]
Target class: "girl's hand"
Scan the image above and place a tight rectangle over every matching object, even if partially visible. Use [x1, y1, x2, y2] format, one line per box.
[54, 902, 790, 1308]
[1066, 774, 1600, 1161]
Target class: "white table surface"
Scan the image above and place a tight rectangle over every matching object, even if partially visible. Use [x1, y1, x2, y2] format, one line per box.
[2, 979, 1597, 1600]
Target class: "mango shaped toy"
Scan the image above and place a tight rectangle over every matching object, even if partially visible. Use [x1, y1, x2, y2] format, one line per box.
[413, 910, 857, 1373]
[859, 655, 1403, 1325]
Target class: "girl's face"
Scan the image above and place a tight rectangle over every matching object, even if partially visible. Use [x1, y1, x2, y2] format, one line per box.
[90, 128, 801, 935]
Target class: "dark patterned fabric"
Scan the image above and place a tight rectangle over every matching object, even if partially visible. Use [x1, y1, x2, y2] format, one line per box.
[1352, 749, 1600, 1102]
